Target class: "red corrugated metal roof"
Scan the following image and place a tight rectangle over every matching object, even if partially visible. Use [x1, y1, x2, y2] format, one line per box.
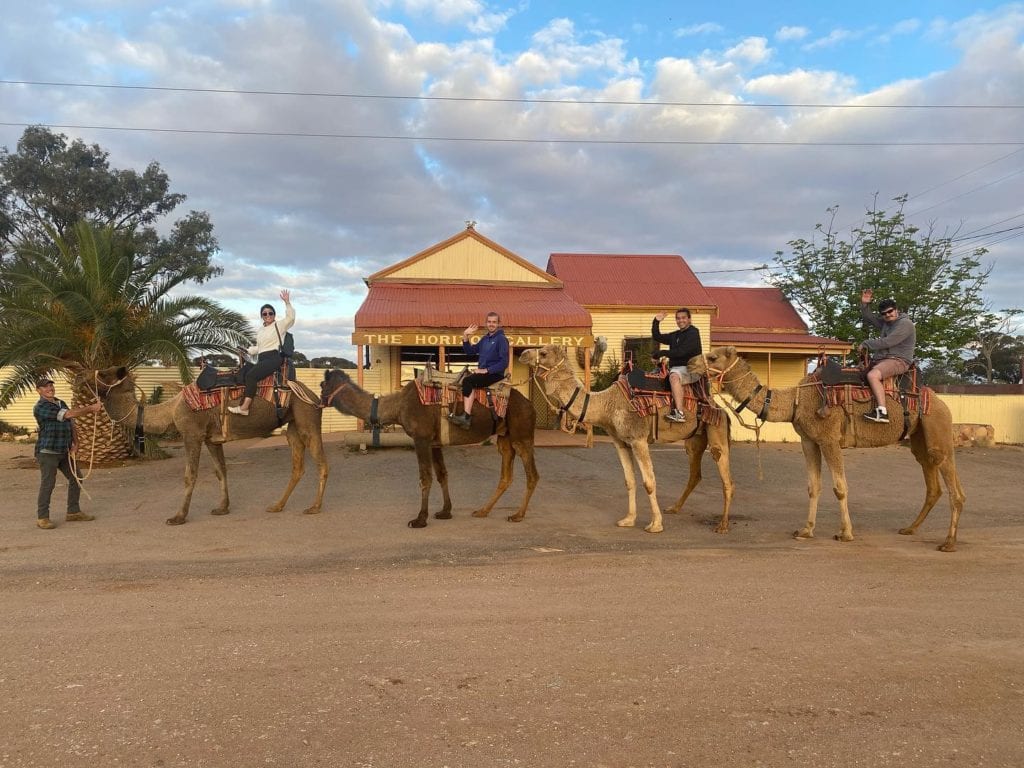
[707, 286, 806, 331]
[355, 282, 591, 330]
[547, 253, 715, 307]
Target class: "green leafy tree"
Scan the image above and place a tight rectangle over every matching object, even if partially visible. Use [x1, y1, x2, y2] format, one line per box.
[770, 195, 991, 365]
[0, 222, 251, 459]
[962, 309, 1024, 383]
[310, 356, 357, 369]
[0, 125, 221, 282]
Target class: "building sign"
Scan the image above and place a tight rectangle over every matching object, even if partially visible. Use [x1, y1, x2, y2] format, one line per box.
[353, 331, 595, 347]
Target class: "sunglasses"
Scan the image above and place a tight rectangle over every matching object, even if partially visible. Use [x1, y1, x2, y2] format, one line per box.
[261, 311, 275, 317]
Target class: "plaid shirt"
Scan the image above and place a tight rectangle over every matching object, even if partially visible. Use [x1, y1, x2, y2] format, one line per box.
[34, 397, 75, 455]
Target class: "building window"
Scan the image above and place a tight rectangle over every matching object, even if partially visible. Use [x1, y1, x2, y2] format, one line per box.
[622, 336, 660, 368]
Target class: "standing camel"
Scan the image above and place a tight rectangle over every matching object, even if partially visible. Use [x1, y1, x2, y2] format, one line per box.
[320, 369, 539, 528]
[693, 346, 964, 551]
[519, 345, 734, 534]
[92, 366, 329, 525]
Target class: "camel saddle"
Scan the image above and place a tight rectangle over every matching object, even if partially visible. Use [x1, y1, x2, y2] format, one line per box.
[183, 360, 295, 415]
[414, 365, 513, 420]
[810, 354, 930, 434]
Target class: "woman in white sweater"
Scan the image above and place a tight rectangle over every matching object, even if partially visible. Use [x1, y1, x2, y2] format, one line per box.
[229, 289, 295, 416]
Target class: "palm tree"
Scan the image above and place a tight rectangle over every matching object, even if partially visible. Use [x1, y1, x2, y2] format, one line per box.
[0, 221, 252, 459]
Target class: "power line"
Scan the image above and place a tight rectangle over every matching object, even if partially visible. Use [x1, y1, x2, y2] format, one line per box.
[4, 79, 1024, 109]
[1, 121, 1021, 147]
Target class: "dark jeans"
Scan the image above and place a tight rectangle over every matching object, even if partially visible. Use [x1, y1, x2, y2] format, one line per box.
[37, 452, 82, 519]
[461, 371, 505, 397]
[244, 351, 283, 398]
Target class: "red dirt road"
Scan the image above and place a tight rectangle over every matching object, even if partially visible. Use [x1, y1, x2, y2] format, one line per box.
[1, 437, 1022, 767]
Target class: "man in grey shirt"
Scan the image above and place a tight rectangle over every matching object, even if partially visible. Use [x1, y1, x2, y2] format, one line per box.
[859, 288, 916, 423]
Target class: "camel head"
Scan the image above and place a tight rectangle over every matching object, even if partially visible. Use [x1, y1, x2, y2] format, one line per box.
[92, 365, 135, 400]
[692, 346, 744, 383]
[518, 344, 568, 374]
[321, 368, 355, 409]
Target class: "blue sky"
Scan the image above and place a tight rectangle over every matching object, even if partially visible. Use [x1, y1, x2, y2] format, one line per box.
[1, 1, 1022, 358]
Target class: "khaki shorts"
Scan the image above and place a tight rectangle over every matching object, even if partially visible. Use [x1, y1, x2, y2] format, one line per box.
[669, 366, 701, 385]
[870, 357, 911, 378]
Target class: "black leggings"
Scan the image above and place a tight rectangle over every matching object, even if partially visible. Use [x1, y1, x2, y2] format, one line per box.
[244, 351, 282, 398]
[461, 371, 505, 397]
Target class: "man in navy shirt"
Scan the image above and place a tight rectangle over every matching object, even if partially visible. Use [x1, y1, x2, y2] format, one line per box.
[449, 311, 509, 429]
[33, 377, 102, 529]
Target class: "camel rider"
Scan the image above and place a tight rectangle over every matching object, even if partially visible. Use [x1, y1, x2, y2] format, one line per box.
[859, 289, 916, 424]
[230, 289, 294, 416]
[448, 311, 509, 430]
[652, 308, 703, 423]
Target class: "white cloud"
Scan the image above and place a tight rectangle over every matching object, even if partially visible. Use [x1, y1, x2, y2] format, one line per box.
[673, 22, 723, 38]
[775, 25, 809, 42]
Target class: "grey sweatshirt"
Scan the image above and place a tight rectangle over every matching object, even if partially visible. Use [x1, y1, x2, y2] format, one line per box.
[860, 303, 916, 363]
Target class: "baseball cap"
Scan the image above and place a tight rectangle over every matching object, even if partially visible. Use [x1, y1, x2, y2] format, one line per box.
[36, 377, 55, 387]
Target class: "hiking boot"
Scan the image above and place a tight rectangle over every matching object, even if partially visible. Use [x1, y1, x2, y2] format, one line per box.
[448, 412, 472, 429]
[227, 405, 249, 416]
[37, 518, 56, 530]
[65, 512, 95, 522]
[666, 409, 686, 423]
[863, 407, 889, 423]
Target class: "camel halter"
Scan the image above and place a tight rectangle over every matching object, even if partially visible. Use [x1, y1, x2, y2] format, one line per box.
[528, 356, 590, 433]
[320, 377, 351, 409]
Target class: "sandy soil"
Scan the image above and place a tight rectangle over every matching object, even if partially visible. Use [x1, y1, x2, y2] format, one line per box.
[1, 435, 1022, 768]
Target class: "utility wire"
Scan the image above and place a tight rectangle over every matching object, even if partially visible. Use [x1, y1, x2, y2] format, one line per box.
[4, 79, 1024, 109]
[1, 121, 1020, 147]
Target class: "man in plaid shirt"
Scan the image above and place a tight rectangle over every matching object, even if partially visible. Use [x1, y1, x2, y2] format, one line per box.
[33, 377, 102, 530]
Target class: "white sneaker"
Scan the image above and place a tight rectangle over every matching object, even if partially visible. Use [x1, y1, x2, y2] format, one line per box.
[863, 407, 889, 423]
[228, 405, 249, 416]
[666, 409, 686, 423]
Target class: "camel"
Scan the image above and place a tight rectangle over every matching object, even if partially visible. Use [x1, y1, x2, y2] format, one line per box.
[91, 366, 329, 525]
[519, 345, 734, 534]
[692, 346, 965, 551]
[320, 369, 539, 528]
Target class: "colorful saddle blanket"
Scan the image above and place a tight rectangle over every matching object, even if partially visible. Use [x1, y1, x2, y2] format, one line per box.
[810, 355, 930, 414]
[181, 375, 289, 413]
[414, 372, 512, 420]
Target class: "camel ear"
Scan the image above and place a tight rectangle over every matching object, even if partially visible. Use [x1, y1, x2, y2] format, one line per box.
[116, 365, 129, 379]
[726, 346, 737, 356]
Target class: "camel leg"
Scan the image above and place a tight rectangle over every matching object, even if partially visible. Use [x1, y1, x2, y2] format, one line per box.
[205, 441, 230, 516]
[266, 426, 307, 514]
[168, 437, 204, 525]
[473, 435, 514, 519]
[508, 441, 540, 523]
[633, 440, 663, 533]
[431, 445, 453, 520]
[903, 430, 964, 551]
[820, 442, 853, 542]
[665, 432, 706, 515]
[794, 438, 823, 540]
[612, 438, 640, 529]
[707, 426, 735, 534]
[304, 432, 329, 515]
[408, 439, 435, 528]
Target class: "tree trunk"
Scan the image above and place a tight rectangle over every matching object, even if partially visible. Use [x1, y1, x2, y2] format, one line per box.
[72, 379, 133, 462]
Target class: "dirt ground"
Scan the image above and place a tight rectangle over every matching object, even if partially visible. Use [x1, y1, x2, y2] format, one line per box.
[1, 433, 1022, 768]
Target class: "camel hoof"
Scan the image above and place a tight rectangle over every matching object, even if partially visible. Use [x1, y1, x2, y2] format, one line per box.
[616, 518, 636, 528]
[265, 506, 283, 514]
[792, 529, 814, 540]
[434, 510, 452, 520]
[408, 518, 427, 528]
[506, 513, 524, 523]
[714, 524, 730, 534]
[833, 532, 854, 542]
[302, 507, 321, 515]
[166, 517, 187, 526]
[211, 508, 230, 516]
[938, 541, 956, 552]
[664, 507, 681, 515]
[897, 527, 915, 536]
[471, 509, 489, 518]
[644, 523, 664, 533]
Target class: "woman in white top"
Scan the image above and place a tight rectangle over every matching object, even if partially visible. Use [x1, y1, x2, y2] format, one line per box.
[228, 289, 295, 416]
